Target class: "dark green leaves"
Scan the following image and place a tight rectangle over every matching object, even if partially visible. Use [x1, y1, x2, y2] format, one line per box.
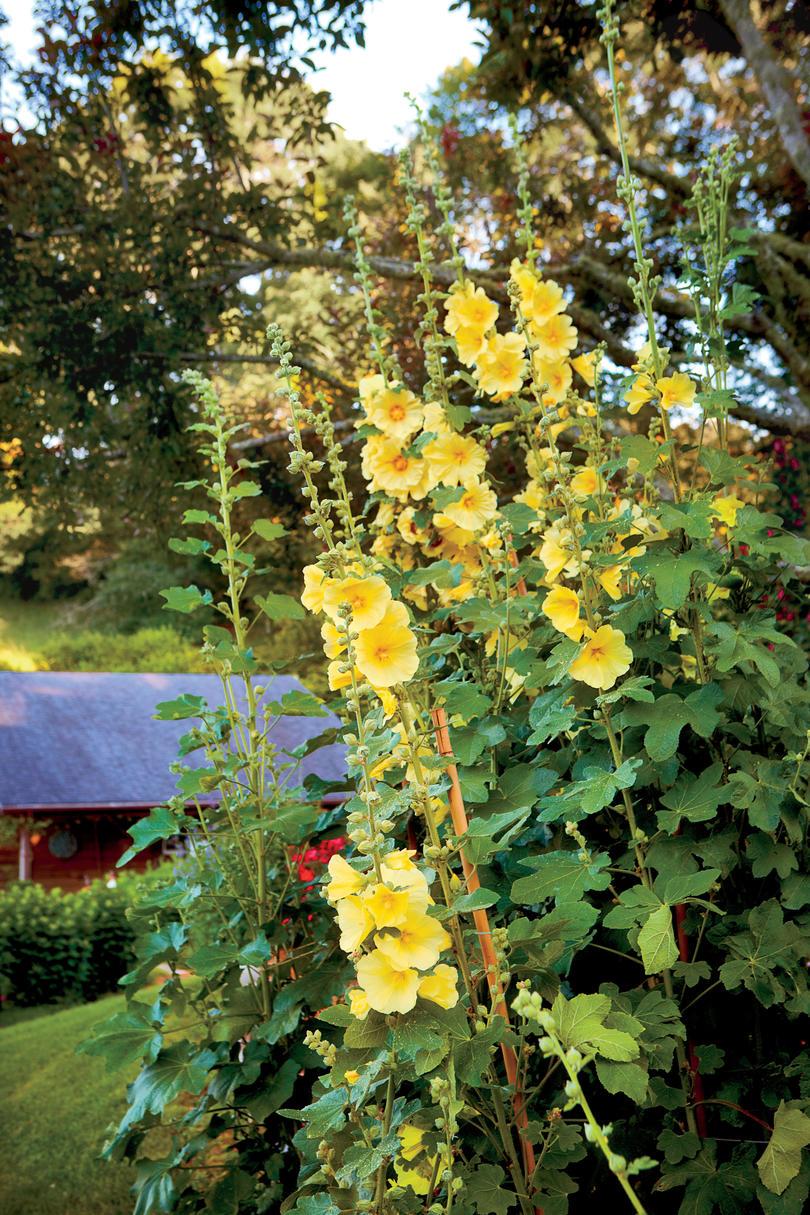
[78, 1011, 162, 1071]
[758, 1103, 810, 1196]
[511, 850, 612, 906]
[624, 684, 723, 761]
[657, 764, 727, 831]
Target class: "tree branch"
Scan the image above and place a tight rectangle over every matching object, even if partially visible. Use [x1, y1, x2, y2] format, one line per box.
[559, 88, 690, 198]
[718, 0, 810, 191]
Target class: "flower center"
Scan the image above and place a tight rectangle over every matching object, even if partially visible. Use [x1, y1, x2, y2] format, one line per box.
[392, 455, 409, 472]
[389, 404, 406, 420]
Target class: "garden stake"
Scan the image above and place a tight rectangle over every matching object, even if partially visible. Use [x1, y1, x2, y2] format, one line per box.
[431, 705, 539, 1195]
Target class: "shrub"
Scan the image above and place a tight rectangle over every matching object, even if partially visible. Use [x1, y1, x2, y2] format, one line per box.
[41, 626, 206, 673]
[0, 870, 163, 1006]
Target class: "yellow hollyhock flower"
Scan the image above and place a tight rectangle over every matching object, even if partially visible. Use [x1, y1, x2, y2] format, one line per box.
[421, 401, 451, 435]
[320, 620, 346, 660]
[362, 436, 427, 500]
[323, 574, 391, 631]
[381, 849, 418, 872]
[348, 987, 369, 1020]
[354, 599, 419, 688]
[515, 479, 546, 513]
[712, 494, 745, 528]
[624, 374, 654, 415]
[327, 659, 354, 691]
[444, 280, 499, 337]
[533, 356, 572, 404]
[337, 895, 375, 953]
[655, 372, 696, 411]
[572, 350, 597, 387]
[397, 507, 426, 546]
[432, 511, 476, 550]
[344, 1069, 361, 1085]
[526, 278, 566, 325]
[418, 963, 459, 1009]
[542, 585, 584, 641]
[475, 331, 528, 396]
[301, 564, 329, 614]
[325, 854, 366, 903]
[365, 385, 424, 441]
[372, 686, 398, 718]
[570, 625, 632, 690]
[539, 525, 573, 582]
[443, 480, 498, 532]
[375, 911, 451, 971]
[598, 565, 624, 601]
[380, 864, 432, 911]
[570, 466, 599, 499]
[362, 882, 412, 929]
[531, 313, 577, 362]
[356, 949, 420, 1015]
[358, 371, 385, 403]
[454, 323, 489, 367]
[424, 432, 487, 486]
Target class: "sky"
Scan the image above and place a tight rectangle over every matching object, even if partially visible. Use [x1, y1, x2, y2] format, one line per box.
[2, 0, 482, 150]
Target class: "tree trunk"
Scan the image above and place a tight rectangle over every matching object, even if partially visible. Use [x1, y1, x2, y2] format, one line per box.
[719, 0, 810, 191]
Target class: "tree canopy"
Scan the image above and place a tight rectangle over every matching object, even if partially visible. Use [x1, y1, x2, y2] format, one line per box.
[1, 0, 808, 576]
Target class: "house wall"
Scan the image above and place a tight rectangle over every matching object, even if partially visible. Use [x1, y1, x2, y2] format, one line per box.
[0, 814, 161, 891]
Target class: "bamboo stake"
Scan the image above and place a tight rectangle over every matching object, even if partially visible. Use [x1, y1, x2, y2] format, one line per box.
[431, 706, 539, 1195]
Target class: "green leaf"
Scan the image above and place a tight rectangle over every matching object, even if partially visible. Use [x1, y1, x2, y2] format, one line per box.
[453, 888, 500, 912]
[252, 520, 287, 541]
[660, 869, 720, 905]
[78, 1011, 162, 1071]
[231, 480, 261, 498]
[470, 1163, 517, 1215]
[119, 806, 185, 866]
[168, 536, 211, 555]
[597, 676, 655, 706]
[625, 685, 723, 762]
[658, 501, 715, 540]
[159, 584, 213, 614]
[124, 1044, 218, 1124]
[657, 1129, 701, 1165]
[595, 1059, 649, 1103]
[185, 942, 238, 979]
[657, 764, 727, 831]
[620, 433, 659, 476]
[527, 687, 577, 744]
[254, 592, 306, 621]
[572, 759, 641, 816]
[133, 1159, 176, 1215]
[637, 904, 678, 975]
[511, 850, 612, 906]
[183, 508, 217, 526]
[317, 1004, 352, 1027]
[239, 934, 272, 968]
[154, 693, 207, 720]
[758, 1103, 810, 1196]
[633, 548, 719, 609]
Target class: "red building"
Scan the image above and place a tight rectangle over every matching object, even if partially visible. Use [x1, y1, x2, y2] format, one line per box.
[0, 671, 346, 890]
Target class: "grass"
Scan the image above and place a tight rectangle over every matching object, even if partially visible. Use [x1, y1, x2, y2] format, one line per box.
[0, 596, 67, 671]
[0, 995, 138, 1215]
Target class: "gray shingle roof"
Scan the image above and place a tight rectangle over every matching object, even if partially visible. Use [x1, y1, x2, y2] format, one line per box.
[0, 672, 346, 811]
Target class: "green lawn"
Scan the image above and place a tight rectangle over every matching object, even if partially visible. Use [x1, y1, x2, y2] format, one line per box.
[0, 996, 137, 1215]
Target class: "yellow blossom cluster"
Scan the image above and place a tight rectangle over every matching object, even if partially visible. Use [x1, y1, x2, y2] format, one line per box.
[325, 852, 459, 1016]
[301, 565, 418, 690]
